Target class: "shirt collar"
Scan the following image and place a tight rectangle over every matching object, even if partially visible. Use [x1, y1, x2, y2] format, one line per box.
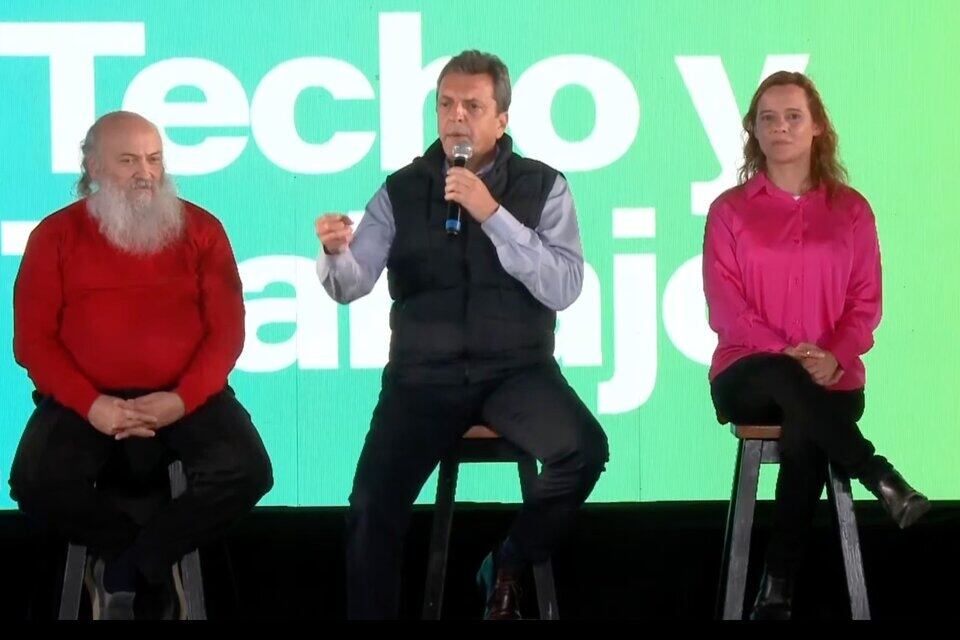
[745, 170, 826, 202]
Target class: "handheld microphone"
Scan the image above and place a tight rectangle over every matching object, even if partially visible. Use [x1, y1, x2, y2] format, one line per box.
[445, 141, 474, 236]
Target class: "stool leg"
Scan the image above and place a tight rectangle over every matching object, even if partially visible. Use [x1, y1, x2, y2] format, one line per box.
[719, 439, 763, 620]
[167, 460, 207, 620]
[58, 543, 88, 620]
[827, 464, 871, 620]
[178, 550, 207, 620]
[517, 456, 559, 620]
[530, 561, 559, 620]
[422, 455, 459, 619]
[167, 460, 187, 499]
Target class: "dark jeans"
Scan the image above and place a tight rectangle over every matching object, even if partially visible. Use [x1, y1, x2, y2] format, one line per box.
[345, 362, 609, 619]
[711, 353, 878, 576]
[9, 387, 273, 584]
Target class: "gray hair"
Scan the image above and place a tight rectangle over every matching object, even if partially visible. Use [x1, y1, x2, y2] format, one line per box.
[76, 111, 154, 198]
[436, 50, 511, 113]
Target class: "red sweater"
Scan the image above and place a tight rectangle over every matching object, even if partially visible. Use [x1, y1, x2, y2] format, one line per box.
[13, 199, 245, 418]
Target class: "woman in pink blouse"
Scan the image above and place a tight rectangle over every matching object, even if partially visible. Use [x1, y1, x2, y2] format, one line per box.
[703, 71, 930, 620]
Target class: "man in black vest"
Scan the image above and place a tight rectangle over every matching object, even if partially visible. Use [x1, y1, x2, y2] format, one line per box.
[315, 50, 608, 620]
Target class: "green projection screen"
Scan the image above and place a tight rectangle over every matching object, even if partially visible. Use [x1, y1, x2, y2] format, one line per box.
[1, 1, 958, 508]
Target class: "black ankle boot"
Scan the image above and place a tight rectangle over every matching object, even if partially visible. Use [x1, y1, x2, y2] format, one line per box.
[749, 568, 794, 621]
[860, 460, 931, 529]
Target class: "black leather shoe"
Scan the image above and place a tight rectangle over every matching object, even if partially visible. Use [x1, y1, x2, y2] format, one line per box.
[476, 552, 522, 620]
[868, 468, 931, 529]
[749, 568, 793, 621]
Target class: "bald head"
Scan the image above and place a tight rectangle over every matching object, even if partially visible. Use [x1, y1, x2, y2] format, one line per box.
[79, 111, 183, 255]
[78, 111, 164, 198]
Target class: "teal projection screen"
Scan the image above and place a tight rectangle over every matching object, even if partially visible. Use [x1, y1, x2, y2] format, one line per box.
[1, 1, 958, 508]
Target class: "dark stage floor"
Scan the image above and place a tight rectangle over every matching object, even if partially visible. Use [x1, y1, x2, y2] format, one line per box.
[1, 500, 956, 620]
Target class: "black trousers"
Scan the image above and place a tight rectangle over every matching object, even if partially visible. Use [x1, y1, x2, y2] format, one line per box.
[711, 353, 878, 576]
[345, 361, 609, 619]
[8, 387, 273, 584]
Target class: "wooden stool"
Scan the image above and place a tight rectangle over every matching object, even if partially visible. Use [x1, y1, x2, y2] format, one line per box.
[422, 426, 559, 620]
[58, 460, 207, 620]
[716, 424, 870, 620]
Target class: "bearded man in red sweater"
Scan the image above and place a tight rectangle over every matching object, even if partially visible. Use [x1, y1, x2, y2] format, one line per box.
[9, 111, 273, 619]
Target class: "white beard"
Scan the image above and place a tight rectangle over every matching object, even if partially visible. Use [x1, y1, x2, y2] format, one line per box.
[86, 176, 185, 255]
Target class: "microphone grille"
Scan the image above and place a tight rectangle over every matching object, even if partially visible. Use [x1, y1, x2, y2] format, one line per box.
[452, 142, 474, 160]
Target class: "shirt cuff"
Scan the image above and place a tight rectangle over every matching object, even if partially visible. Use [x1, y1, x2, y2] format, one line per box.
[315, 247, 330, 280]
[316, 246, 351, 281]
[58, 385, 102, 421]
[822, 335, 859, 378]
[173, 383, 208, 416]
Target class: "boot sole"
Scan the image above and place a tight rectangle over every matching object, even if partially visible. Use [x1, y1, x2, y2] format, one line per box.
[898, 497, 932, 529]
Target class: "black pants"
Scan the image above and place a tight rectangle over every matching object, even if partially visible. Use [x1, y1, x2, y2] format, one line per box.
[345, 362, 609, 619]
[711, 353, 879, 576]
[8, 387, 273, 584]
